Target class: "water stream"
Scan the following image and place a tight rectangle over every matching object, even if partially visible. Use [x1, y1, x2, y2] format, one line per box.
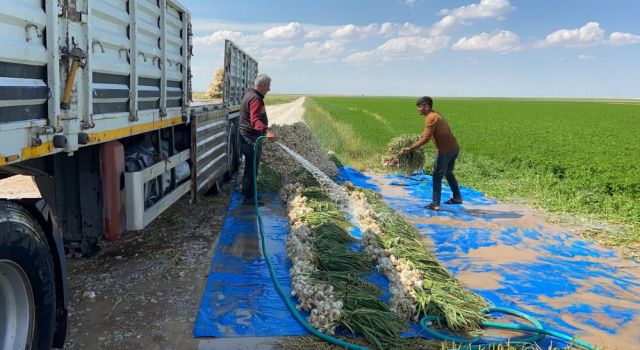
[276, 142, 349, 206]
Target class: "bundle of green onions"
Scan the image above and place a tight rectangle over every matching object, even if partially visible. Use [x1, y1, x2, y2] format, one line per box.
[349, 186, 488, 335]
[257, 164, 284, 192]
[382, 134, 425, 174]
[283, 185, 409, 349]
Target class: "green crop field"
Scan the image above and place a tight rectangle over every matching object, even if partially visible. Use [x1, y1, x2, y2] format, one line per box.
[303, 96, 640, 250]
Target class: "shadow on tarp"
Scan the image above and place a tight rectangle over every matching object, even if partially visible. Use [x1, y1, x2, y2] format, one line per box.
[193, 191, 309, 337]
[337, 167, 640, 348]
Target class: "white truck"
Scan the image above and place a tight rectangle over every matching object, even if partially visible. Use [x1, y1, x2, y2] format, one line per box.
[0, 1, 257, 348]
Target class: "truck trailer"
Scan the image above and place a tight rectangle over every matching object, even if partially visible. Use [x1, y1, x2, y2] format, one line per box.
[0, 0, 257, 348]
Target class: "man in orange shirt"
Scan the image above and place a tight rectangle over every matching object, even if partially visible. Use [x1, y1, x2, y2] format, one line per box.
[402, 96, 462, 210]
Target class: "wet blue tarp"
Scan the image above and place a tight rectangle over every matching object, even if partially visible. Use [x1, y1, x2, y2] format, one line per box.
[338, 169, 640, 347]
[193, 191, 308, 337]
[194, 168, 640, 347]
[337, 166, 380, 191]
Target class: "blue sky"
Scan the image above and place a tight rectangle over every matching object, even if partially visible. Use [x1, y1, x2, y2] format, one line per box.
[183, 0, 640, 98]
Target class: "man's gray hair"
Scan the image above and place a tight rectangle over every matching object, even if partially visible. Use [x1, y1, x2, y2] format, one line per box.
[254, 74, 271, 88]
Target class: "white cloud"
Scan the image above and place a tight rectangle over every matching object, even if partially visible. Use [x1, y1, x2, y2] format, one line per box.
[608, 32, 640, 45]
[536, 21, 605, 48]
[296, 40, 346, 63]
[452, 30, 521, 53]
[403, 0, 417, 7]
[305, 30, 326, 40]
[342, 51, 375, 65]
[330, 24, 379, 41]
[577, 54, 596, 61]
[537, 22, 640, 48]
[259, 46, 299, 64]
[439, 0, 515, 19]
[431, 15, 459, 36]
[193, 30, 248, 45]
[432, 0, 515, 35]
[191, 19, 279, 34]
[344, 35, 450, 65]
[263, 22, 305, 40]
[380, 22, 428, 37]
[192, 30, 263, 55]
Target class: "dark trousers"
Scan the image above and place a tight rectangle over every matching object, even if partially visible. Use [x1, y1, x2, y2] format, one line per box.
[432, 149, 461, 206]
[241, 136, 262, 199]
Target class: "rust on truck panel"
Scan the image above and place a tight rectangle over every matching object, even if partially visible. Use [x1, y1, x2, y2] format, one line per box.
[62, 0, 83, 22]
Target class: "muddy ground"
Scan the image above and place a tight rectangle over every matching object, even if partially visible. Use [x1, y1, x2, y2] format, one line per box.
[63, 186, 230, 350]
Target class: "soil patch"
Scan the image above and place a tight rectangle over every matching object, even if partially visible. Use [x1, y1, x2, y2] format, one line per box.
[63, 187, 230, 349]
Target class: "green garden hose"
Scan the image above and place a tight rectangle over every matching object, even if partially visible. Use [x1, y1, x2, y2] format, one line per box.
[420, 307, 598, 349]
[251, 136, 370, 350]
[250, 136, 599, 350]
[419, 306, 545, 346]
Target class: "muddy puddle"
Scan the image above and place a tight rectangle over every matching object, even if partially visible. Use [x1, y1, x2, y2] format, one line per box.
[365, 172, 640, 349]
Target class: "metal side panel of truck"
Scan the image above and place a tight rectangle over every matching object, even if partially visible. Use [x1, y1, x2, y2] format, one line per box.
[0, 1, 258, 349]
[0, 0, 190, 164]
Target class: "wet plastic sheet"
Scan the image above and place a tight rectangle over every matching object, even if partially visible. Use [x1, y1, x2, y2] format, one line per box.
[338, 168, 640, 348]
[193, 190, 420, 339]
[193, 191, 309, 337]
[194, 168, 639, 347]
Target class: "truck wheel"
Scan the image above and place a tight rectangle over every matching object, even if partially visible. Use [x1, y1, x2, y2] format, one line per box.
[0, 200, 56, 350]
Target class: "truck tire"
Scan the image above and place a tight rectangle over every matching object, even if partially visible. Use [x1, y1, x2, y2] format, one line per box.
[0, 200, 56, 350]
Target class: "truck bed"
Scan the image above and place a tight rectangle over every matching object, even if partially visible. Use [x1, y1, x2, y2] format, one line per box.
[0, 0, 190, 166]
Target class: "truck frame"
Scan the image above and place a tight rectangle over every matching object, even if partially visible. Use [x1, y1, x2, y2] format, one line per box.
[0, 1, 257, 348]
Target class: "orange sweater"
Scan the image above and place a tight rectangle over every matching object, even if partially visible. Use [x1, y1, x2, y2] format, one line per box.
[422, 112, 459, 154]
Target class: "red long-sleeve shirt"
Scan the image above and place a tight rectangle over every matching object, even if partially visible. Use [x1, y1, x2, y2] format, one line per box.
[248, 98, 268, 132]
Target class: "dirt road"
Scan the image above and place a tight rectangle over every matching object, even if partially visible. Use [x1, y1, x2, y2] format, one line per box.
[266, 97, 305, 125]
[0, 175, 40, 198]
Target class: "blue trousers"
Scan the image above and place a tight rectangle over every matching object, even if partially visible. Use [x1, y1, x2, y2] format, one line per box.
[432, 149, 461, 206]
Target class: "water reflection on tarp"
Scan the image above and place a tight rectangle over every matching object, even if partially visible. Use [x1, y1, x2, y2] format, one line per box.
[341, 168, 640, 348]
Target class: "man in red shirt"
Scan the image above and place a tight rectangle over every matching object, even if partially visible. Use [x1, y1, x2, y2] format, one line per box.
[239, 74, 277, 204]
[402, 96, 462, 210]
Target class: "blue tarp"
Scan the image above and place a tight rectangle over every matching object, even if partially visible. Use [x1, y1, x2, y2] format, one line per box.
[342, 170, 640, 348]
[193, 191, 308, 337]
[194, 168, 640, 347]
